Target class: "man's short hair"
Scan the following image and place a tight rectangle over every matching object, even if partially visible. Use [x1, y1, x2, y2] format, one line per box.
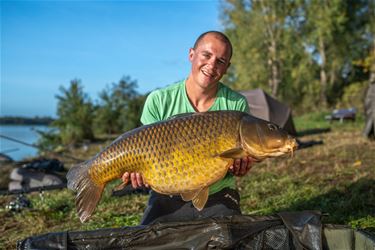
[193, 31, 233, 60]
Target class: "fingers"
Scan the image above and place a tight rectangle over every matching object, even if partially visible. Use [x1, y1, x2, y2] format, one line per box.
[233, 159, 241, 176]
[247, 156, 255, 170]
[122, 172, 130, 185]
[229, 159, 241, 175]
[239, 157, 249, 176]
[123, 172, 148, 189]
[130, 173, 140, 188]
[230, 156, 254, 177]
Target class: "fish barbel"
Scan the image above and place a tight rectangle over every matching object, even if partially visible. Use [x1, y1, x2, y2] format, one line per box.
[67, 111, 297, 222]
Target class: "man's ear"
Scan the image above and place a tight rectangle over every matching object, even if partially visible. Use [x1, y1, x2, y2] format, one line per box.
[188, 48, 195, 62]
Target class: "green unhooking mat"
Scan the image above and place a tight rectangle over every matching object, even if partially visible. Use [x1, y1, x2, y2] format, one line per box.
[17, 211, 375, 250]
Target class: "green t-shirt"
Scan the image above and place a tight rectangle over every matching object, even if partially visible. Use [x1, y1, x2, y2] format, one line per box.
[140, 80, 250, 194]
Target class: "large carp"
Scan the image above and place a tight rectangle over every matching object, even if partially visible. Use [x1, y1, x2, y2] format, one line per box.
[67, 111, 297, 222]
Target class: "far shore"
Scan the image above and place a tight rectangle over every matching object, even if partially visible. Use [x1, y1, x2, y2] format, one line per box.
[0, 116, 54, 126]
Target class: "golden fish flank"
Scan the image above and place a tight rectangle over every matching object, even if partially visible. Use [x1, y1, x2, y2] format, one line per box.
[67, 111, 298, 223]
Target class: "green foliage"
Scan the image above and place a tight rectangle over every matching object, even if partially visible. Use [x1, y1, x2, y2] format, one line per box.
[94, 76, 142, 135]
[293, 109, 365, 132]
[36, 128, 62, 152]
[37, 80, 95, 150]
[221, 0, 373, 110]
[293, 110, 331, 130]
[337, 81, 368, 111]
[37, 77, 146, 151]
[221, 0, 272, 91]
[53, 79, 95, 145]
[222, 0, 318, 100]
[118, 94, 147, 132]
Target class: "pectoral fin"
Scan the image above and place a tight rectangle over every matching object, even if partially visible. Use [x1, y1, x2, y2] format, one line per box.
[219, 148, 248, 159]
[191, 187, 209, 211]
[181, 189, 200, 201]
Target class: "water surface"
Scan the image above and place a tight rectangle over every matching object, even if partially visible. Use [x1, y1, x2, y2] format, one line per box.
[0, 125, 48, 161]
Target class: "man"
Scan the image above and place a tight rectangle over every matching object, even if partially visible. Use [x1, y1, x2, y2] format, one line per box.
[122, 31, 254, 225]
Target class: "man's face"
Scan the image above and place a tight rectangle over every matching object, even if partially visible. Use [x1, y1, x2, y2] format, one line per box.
[189, 34, 231, 89]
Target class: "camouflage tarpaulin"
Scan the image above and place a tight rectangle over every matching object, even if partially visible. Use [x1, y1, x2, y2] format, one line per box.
[17, 211, 375, 250]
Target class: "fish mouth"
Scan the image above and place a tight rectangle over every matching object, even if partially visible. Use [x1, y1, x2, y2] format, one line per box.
[242, 136, 298, 161]
[269, 138, 298, 158]
[285, 138, 298, 157]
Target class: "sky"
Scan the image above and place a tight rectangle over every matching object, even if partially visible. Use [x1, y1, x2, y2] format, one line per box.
[1, 0, 222, 118]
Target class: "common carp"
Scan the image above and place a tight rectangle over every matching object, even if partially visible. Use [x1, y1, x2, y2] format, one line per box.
[67, 111, 297, 222]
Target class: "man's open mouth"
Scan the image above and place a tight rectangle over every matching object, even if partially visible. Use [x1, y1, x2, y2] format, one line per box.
[201, 69, 215, 78]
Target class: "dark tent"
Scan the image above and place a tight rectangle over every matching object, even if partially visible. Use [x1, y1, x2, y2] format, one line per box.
[240, 88, 298, 136]
[363, 83, 375, 139]
[18, 211, 375, 250]
[8, 168, 65, 192]
[7, 159, 66, 193]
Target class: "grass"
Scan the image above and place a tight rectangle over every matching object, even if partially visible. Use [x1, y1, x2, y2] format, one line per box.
[1, 111, 374, 248]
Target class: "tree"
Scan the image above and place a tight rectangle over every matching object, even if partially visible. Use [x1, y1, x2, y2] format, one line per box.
[119, 94, 147, 132]
[351, 0, 375, 86]
[221, 0, 316, 103]
[53, 79, 95, 145]
[302, 0, 349, 107]
[94, 76, 144, 134]
[220, 0, 373, 111]
[221, 0, 270, 91]
[370, 3, 375, 86]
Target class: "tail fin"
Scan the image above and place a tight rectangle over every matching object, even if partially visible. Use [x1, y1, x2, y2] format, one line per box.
[67, 161, 104, 223]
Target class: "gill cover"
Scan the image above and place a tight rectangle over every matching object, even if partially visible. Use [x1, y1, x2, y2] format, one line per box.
[239, 114, 290, 158]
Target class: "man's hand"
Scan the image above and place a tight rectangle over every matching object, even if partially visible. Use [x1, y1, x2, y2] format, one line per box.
[122, 172, 149, 189]
[229, 156, 255, 176]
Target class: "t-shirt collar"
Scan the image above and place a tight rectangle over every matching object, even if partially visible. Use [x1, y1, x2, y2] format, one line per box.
[182, 79, 223, 112]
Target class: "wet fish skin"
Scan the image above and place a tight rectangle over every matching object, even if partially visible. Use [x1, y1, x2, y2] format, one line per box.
[67, 111, 297, 223]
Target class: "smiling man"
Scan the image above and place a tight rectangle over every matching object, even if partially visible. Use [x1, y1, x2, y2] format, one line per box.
[122, 31, 255, 225]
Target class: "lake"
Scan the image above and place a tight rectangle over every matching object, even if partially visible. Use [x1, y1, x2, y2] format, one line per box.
[0, 125, 49, 161]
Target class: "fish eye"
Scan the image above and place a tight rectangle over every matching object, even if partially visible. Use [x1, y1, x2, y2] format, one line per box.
[268, 124, 278, 131]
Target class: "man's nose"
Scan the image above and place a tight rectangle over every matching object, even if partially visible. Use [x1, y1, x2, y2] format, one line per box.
[207, 57, 218, 69]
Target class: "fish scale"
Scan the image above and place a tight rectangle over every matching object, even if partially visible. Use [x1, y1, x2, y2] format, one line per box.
[67, 110, 297, 222]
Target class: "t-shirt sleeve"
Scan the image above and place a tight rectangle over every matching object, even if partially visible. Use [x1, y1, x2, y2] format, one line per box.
[238, 97, 250, 113]
[140, 91, 162, 125]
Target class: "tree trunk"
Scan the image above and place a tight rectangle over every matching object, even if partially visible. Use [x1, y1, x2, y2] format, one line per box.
[259, 0, 282, 97]
[370, 37, 375, 85]
[318, 34, 328, 107]
[269, 40, 281, 96]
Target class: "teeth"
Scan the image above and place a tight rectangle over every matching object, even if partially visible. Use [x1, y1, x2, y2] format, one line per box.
[202, 70, 214, 77]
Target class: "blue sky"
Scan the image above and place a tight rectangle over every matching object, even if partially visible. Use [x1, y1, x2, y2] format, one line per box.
[1, 0, 222, 117]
